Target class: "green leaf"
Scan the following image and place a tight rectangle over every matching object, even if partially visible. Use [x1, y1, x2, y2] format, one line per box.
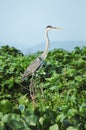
[49, 124, 59, 130]
[0, 112, 3, 119]
[39, 117, 44, 125]
[18, 104, 25, 112]
[18, 94, 29, 106]
[2, 113, 20, 123]
[19, 128, 31, 130]
[0, 121, 6, 130]
[66, 126, 78, 130]
[26, 115, 38, 126]
[56, 113, 66, 122]
[0, 100, 13, 114]
[49, 86, 58, 91]
[67, 108, 78, 117]
[8, 119, 25, 129]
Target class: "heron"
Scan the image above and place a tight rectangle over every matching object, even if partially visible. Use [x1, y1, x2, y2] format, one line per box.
[22, 25, 63, 80]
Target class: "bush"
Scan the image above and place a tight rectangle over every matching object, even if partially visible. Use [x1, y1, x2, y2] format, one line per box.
[0, 45, 86, 130]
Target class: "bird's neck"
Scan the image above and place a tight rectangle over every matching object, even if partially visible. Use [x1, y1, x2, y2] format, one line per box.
[41, 30, 50, 59]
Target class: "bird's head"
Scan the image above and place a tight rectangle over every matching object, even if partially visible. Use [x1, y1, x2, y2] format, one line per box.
[46, 25, 63, 31]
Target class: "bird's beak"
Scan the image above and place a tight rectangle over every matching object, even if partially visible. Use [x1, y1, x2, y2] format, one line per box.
[53, 27, 63, 30]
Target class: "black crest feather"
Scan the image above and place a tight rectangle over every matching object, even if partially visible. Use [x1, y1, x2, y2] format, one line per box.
[46, 25, 52, 28]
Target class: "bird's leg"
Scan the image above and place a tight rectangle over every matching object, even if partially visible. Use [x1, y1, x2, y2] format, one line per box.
[29, 74, 36, 105]
[29, 81, 36, 109]
[40, 86, 44, 98]
[32, 74, 36, 95]
[29, 80, 32, 98]
[32, 74, 38, 94]
[29, 77, 34, 97]
[39, 81, 44, 98]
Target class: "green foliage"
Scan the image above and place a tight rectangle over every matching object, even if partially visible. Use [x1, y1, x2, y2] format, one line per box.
[0, 45, 23, 56]
[0, 45, 86, 130]
[0, 100, 13, 114]
[49, 124, 59, 130]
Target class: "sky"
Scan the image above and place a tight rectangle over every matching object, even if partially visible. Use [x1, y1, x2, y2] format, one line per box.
[0, 0, 86, 53]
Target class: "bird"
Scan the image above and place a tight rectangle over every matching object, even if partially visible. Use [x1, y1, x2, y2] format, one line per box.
[22, 25, 63, 81]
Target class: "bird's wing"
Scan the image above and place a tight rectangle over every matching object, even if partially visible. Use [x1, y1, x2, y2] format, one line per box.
[22, 56, 43, 79]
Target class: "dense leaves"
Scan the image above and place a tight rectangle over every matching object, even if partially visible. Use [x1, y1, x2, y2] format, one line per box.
[0, 45, 86, 130]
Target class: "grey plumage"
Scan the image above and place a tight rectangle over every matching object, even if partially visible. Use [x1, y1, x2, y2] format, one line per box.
[22, 25, 63, 80]
[22, 56, 43, 80]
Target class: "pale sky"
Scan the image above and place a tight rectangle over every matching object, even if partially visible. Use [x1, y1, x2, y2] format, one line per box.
[0, 0, 86, 52]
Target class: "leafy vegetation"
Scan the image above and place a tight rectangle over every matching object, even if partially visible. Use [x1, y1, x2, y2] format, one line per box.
[0, 45, 86, 130]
